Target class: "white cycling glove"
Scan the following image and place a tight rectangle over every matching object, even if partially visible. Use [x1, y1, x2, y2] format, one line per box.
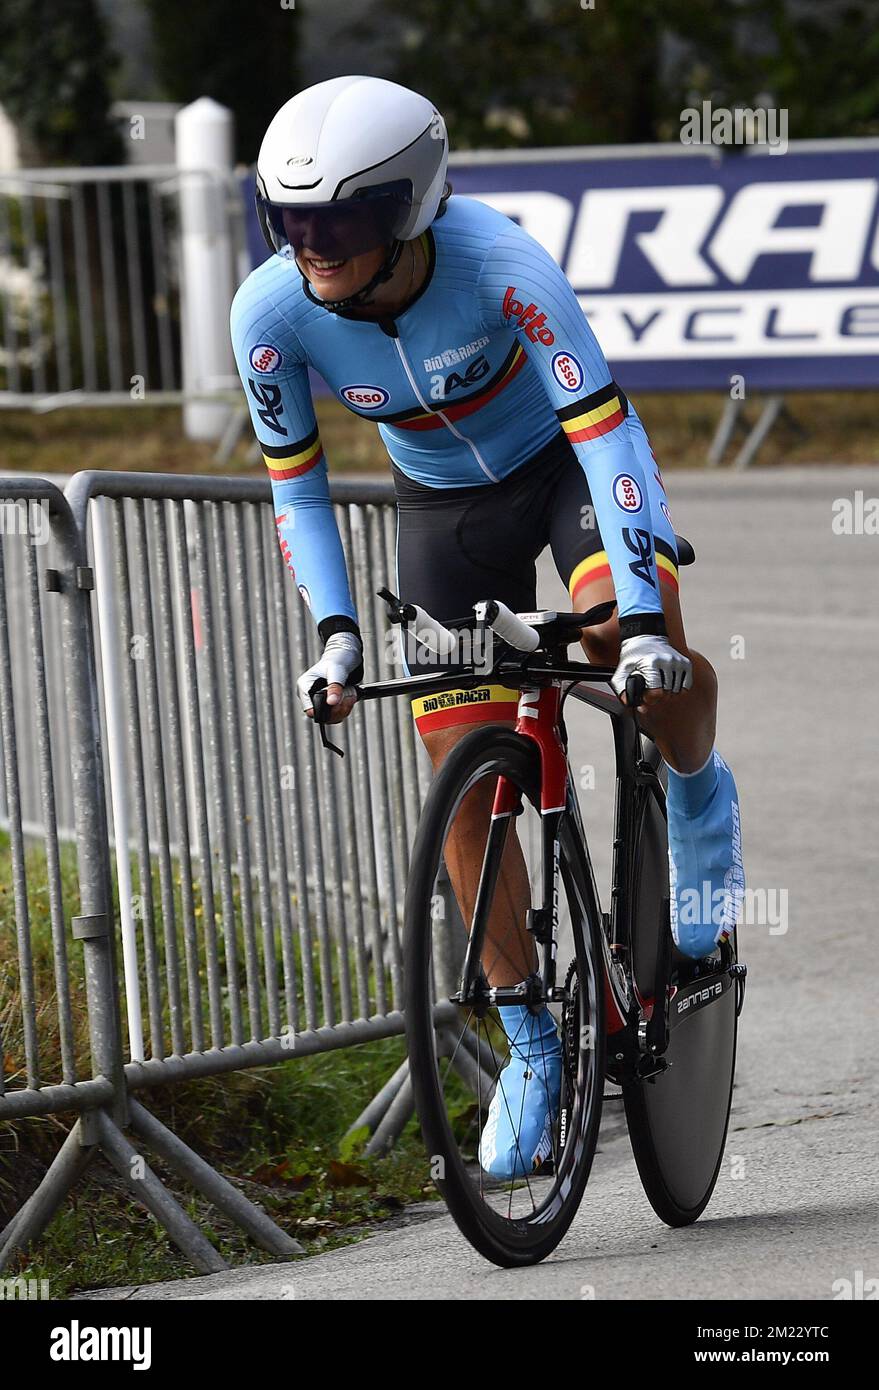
[611, 634, 693, 698]
[297, 631, 363, 715]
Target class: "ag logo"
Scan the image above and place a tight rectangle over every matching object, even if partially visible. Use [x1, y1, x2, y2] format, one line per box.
[286, 155, 314, 167]
[247, 379, 287, 435]
[623, 527, 656, 587]
[660, 500, 672, 526]
[612, 473, 643, 513]
[341, 384, 390, 410]
[430, 354, 490, 399]
[551, 352, 583, 393]
[249, 344, 283, 374]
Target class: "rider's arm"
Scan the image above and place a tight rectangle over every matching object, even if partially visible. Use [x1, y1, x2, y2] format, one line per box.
[475, 224, 664, 633]
[229, 282, 357, 636]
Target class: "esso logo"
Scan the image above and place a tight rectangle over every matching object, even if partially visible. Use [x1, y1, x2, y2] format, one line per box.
[341, 384, 390, 411]
[660, 501, 672, 526]
[551, 351, 583, 393]
[612, 473, 643, 513]
[249, 344, 282, 374]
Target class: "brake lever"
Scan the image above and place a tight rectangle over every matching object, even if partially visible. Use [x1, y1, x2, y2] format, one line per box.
[310, 678, 345, 758]
[377, 586, 415, 626]
[625, 672, 646, 713]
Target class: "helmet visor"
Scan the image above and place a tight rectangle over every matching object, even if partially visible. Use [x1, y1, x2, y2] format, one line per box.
[260, 181, 413, 261]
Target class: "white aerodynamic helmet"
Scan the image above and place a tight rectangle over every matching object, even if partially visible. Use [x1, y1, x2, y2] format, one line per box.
[255, 75, 449, 266]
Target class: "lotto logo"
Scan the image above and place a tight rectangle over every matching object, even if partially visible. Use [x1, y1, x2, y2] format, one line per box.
[249, 344, 282, 374]
[551, 351, 583, 392]
[502, 287, 555, 345]
[341, 384, 390, 410]
[612, 473, 643, 513]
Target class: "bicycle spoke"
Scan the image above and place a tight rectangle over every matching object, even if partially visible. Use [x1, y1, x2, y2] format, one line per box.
[405, 731, 606, 1260]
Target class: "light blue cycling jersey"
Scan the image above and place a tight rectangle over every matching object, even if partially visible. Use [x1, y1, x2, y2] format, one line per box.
[230, 195, 674, 630]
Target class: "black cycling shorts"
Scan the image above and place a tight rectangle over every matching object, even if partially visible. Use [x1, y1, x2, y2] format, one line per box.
[393, 430, 679, 734]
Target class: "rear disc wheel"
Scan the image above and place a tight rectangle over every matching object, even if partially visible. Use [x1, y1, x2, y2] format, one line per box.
[624, 761, 740, 1225]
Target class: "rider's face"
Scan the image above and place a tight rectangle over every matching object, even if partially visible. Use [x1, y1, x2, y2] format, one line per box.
[297, 244, 386, 302]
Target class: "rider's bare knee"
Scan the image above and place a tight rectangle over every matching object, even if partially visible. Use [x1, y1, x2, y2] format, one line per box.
[421, 723, 484, 770]
[580, 616, 621, 668]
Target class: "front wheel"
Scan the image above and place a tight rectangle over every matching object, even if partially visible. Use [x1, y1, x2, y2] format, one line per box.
[404, 726, 605, 1267]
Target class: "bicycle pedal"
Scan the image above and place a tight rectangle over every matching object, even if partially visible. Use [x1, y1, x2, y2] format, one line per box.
[636, 1054, 669, 1082]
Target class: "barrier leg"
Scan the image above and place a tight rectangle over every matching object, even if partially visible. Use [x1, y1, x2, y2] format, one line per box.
[127, 1099, 303, 1257]
[707, 398, 744, 467]
[344, 1056, 410, 1139]
[437, 1027, 496, 1101]
[0, 1120, 96, 1271]
[96, 1110, 227, 1275]
[733, 395, 785, 469]
[364, 1074, 416, 1156]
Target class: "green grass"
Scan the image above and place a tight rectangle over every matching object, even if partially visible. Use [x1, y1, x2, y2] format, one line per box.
[3, 1042, 437, 1297]
[0, 831, 435, 1296]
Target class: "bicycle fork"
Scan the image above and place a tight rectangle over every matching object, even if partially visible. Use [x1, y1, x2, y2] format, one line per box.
[454, 685, 569, 1014]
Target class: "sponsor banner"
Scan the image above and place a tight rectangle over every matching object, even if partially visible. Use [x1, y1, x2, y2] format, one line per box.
[243, 143, 879, 391]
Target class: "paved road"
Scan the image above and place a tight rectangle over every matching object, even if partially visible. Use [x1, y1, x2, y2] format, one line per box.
[82, 466, 879, 1301]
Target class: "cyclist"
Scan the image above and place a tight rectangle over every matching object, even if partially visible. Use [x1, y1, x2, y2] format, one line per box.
[231, 75, 745, 1180]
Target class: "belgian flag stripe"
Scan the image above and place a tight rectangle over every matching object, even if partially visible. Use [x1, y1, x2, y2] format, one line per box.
[556, 381, 622, 424]
[569, 551, 612, 602]
[262, 427, 324, 481]
[260, 425, 318, 460]
[560, 396, 627, 444]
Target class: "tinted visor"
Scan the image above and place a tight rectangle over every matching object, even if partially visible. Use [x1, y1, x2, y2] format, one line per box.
[261, 181, 413, 261]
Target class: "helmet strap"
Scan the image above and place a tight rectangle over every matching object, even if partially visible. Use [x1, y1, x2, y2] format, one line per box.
[299, 241, 404, 314]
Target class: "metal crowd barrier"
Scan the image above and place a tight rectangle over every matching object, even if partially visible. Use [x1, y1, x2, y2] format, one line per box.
[0, 480, 123, 1129]
[0, 166, 246, 411]
[0, 471, 438, 1273]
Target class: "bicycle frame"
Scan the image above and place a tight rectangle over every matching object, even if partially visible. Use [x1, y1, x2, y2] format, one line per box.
[333, 642, 742, 1086]
[352, 658, 644, 1041]
[499, 680, 643, 1042]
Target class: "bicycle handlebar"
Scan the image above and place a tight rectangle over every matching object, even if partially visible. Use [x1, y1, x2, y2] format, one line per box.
[377, 585, 460, 659]
[473, 598, 541, 653]
[306, 593, 642, 757]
